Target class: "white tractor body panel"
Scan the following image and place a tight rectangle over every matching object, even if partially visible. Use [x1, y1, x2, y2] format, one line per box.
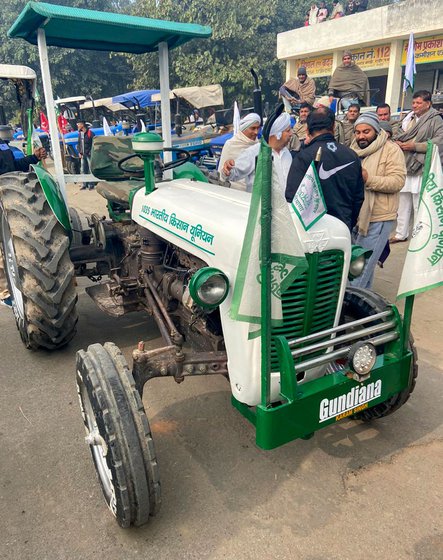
[132, 180, 351, 406]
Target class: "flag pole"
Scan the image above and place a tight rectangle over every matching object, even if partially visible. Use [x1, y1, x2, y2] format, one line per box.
[399, 90, 406, 118]
[259, 141, 273, 408]
[401, 295, 415, 352]
[259, 106, 283, 408]
[401, 32, 416, 117]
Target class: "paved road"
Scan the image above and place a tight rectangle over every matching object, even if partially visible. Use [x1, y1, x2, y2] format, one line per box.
[1, 186, 442, 560]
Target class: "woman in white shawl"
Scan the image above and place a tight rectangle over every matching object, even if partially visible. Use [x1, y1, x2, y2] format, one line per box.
[218, 113, 261, 171]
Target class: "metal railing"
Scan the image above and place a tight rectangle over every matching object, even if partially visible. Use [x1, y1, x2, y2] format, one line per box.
[284, 310, 399, 373]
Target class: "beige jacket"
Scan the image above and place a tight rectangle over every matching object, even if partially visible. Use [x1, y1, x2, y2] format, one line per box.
[351, 131, 406, 235]
[289, 121, 308, 151]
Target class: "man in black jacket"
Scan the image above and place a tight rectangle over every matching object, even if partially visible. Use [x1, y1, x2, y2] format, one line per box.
[286, 109, 364, 232]
[77, 120, 96, 190]
[0, 140, 46, 307]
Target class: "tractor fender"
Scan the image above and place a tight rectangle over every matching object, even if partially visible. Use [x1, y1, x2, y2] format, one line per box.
[31, 164, 71, 234]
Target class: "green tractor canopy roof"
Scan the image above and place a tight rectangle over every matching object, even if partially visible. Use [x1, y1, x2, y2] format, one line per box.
[8, 1, 212, 53]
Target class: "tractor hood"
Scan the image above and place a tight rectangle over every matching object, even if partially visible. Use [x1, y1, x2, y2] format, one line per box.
[131, 178, 351, 277]
[132, 180, 249, 277]
[131, 178, 352, 407]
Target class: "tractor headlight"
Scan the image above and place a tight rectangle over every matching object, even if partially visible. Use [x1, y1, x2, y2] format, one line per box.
[348, 342, 377, 376]
[348, 245, 372, 280]
[189, 267, 229, 309]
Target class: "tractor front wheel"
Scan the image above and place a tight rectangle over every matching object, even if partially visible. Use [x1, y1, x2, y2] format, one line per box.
[76, 342, 161, 528]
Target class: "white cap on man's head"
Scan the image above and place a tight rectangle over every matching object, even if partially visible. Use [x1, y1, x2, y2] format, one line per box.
[314, 96, 331, 108]
[239, 113, 261, 132]
[270, 113, 291, 139]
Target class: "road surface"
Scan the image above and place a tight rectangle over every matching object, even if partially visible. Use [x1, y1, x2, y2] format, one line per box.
[1, 185, 442, 560]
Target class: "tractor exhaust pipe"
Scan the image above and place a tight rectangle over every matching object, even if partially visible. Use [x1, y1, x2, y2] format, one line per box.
[250, 68, 263, 125]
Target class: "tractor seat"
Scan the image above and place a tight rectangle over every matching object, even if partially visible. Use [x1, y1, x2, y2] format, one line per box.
[90, 136, 143, 180]
[96, 179, 143, 206]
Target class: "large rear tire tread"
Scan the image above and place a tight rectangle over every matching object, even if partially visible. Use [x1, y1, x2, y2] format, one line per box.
[76, 342, 161, 528]
[0, 172, 77, 350]
[342, 287, 418, 421]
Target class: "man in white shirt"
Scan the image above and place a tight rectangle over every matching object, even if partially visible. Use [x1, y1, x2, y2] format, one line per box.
[391, 90, 443, 242]
[221, 113, 293, 192]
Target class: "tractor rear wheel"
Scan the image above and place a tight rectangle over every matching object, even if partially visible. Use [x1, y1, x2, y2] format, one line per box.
[0, 172, 77, 349]
[76, 342, 161, 528]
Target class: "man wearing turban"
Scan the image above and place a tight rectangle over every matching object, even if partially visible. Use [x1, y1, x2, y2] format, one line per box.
[218, 112, 261, 173]
[221, 113, 293, 192]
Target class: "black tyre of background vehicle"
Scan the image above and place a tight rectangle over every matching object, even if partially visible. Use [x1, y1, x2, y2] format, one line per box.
[76, 342, 161, 528]
[342, 287, 418, 421]
[0, 172, 78, 350]
[66, 156, 80, 175]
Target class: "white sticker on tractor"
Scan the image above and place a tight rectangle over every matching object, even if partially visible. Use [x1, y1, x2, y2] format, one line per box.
[319, 379, 382, 422]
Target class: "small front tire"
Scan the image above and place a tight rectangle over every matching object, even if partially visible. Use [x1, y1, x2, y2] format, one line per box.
[76, 342, 161, 528]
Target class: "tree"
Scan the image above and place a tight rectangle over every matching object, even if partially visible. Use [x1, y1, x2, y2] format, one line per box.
[0, 0, 134, 123]
[128, 0, 307, 109]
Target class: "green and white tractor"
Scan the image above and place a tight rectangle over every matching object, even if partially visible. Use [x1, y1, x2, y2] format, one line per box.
[0, 2, 417, 529]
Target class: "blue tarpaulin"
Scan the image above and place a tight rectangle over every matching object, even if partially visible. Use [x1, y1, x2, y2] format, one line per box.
[111, 89, 160, 109]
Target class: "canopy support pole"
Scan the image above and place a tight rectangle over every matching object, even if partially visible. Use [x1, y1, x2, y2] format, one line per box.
[158, 41, 173, 179]
[37, 28, 67, 202]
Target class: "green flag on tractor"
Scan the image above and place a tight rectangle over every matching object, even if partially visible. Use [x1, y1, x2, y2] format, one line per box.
[230, 139, 308, 336]
[397, 141, 443, 298]
[291, 161, 327, 231]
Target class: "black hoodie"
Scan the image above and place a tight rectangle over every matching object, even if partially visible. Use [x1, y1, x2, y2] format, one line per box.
[285, 132, 364, 231]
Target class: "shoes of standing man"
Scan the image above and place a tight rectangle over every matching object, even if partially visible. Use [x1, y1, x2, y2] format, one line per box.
[0, 296, 12, 308]
[389, 237, 408, 244]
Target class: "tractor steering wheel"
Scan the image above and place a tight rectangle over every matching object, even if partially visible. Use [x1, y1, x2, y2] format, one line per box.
[118, 147, 191, 174]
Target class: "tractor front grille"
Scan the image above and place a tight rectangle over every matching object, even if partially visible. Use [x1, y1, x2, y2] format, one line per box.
[270, 250, 344, 371]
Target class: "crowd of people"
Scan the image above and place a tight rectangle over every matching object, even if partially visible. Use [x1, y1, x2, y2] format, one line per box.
[305, 0, 368, 25]
[1, 49, 443, 306]
[220, 55, 443, 289]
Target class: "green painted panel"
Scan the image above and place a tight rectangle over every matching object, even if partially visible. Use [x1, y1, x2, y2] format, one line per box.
[233, 352, 413, 450]
[270, 250, 344, 371]
[9, 1, 212, 53]
[31, 164, 71, 232]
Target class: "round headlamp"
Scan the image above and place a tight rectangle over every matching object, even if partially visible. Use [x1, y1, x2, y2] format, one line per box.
[188, 267, 229, 309]
[349, 255, 366, 278]
[348, 245, 372, 280]
[348, 342, 376, 375]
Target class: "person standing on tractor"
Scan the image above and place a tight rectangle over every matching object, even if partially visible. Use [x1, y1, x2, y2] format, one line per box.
[77, 120, 95, 190]
[280, 67, 316, 110]
[221, 113, 293, 192]
[0, 140, 46, 307]
[328, 51, 370, 109]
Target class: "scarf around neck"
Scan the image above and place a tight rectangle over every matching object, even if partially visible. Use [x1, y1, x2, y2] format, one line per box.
[350, 130, 388, 235]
